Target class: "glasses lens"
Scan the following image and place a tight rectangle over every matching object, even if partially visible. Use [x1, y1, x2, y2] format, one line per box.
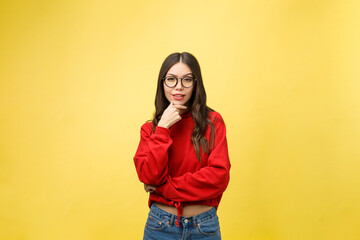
[182, 77, 194, 88]
[165, 77, 177, 87]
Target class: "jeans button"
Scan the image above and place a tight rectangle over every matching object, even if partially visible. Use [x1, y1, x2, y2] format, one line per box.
[184, 219, 188, 223]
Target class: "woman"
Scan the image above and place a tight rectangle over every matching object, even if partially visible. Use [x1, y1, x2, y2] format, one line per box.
[133, 52, 231, 239]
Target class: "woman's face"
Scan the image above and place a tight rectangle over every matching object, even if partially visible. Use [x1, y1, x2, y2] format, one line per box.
[163, 62, 194, 106]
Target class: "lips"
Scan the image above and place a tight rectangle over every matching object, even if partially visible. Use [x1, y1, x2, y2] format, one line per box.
[172, 94, 185, 101]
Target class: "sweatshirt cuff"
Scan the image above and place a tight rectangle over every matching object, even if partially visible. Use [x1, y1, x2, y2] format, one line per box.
[155, 126, 171, 136]
[155, 182, 167, 196]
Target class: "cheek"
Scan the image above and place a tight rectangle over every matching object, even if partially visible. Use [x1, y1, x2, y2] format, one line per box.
[163, 86, 172, 100]
[187, 88, 194, 99]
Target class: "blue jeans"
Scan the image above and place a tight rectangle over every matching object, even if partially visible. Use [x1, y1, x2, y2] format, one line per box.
[143, 203, 221, 240]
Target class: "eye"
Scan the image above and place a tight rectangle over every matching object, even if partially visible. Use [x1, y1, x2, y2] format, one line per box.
[166, 77, 176, 81]
[184, 78, 193, 82]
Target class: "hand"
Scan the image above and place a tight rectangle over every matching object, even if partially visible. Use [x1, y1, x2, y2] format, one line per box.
[144, 183, 156, 193]
[158, 102, 187, 129]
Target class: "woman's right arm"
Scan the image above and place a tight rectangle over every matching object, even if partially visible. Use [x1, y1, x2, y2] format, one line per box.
[134, 102, 186, 186]
[133, 123, 172, 185]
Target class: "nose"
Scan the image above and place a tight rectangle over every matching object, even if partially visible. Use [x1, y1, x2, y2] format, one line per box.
[175, 79, 183, 90]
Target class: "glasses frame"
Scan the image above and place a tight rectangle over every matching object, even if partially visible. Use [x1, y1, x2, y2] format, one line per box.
[162, 75, 196, 88]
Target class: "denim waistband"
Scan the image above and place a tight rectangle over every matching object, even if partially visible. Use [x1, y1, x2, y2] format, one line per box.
[149, 203, 217, 227]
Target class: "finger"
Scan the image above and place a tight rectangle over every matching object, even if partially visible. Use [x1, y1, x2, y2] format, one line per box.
[173, 105, 187, 110]
[167, 101, 175, 109]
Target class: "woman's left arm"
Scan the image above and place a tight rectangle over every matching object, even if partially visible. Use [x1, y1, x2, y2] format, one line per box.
[155, 114, 231, 202]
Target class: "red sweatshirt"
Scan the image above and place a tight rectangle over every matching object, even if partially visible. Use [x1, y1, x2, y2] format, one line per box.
[133, 110, 231, 219]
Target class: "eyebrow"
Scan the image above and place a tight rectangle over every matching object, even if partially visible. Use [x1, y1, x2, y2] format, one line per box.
[166, 73, 193, 77]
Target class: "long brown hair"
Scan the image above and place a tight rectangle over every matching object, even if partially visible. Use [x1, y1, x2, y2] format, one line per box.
[152, 52, 215, 162]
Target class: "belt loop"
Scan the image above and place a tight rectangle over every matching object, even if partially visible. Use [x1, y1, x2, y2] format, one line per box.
[169, 214, 175, 226]
[192, 216, 196, 228]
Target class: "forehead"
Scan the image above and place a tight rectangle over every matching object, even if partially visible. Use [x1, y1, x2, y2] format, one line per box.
[166, 62, 193, 76]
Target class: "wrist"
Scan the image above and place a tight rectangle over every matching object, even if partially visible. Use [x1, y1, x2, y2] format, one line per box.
[157, 121, 169, 129]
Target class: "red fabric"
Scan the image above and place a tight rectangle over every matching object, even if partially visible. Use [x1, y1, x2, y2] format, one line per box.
[133, 111, 231, 212]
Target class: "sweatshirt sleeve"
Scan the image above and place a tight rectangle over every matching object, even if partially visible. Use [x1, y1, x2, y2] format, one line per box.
[155, 114, 231, 202]
[133, 123, 172, 185]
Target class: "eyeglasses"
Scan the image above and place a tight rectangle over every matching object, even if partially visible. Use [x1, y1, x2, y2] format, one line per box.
[162, 76, 196, 88]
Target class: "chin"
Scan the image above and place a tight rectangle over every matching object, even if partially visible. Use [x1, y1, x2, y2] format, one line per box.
[174, 100, 188, 105]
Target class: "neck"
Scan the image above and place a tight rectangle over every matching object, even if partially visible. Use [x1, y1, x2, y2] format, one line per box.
[179, 109, 188, 115]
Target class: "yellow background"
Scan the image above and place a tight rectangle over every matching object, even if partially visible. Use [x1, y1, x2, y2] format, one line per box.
[1, 0, 360, 239]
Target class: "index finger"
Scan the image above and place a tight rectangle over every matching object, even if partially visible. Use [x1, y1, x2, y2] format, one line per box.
[173, 104, 187, 110]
